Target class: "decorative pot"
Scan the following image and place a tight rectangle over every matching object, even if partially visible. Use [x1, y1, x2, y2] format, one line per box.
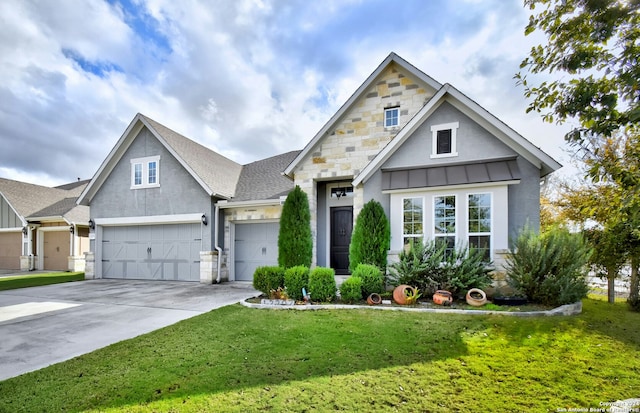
[393, 285, 416, 305]
[433, 290, 453, 306]
[466, 288, 487, 307]
[367, 293, 382, 305]
[493, 296, 527, 306]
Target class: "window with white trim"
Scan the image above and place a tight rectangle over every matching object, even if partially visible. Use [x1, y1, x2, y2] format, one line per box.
[384, 107, 399, 128]
[468, 193, 492, 261]
[130, 156, 161, 189]
[402, 197, 423, 249]
[430, 122, 459, 158]
[434, 195, 456, 256]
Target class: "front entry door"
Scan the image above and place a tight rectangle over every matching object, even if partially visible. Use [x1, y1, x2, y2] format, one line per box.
[330, 206, 353, 275]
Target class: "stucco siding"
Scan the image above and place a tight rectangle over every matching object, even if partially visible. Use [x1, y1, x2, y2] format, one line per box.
[382, 101, 517, 169]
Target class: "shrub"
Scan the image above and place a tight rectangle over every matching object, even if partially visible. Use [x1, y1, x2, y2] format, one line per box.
[284, 265, 309, 301]
[349, 200, 390, 272]
[278, 185, 312, 268]
[308, 267, 337, 302]
[252, 266, 285, 295]
[505, 227, 591, 306]
[388, 240, 493, 297]
[352, 263, 385, 298]
[339, 276, 363, 304]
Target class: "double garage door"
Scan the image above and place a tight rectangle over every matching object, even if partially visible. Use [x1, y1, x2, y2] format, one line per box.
[102, 224, 201, 281]
[234, 222, 279, 281]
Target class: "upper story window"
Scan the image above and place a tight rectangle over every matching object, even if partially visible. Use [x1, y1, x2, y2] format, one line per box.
[384, 107, 399, 128]
[130, 156, 160, 189]
[430, 122, 459, 158]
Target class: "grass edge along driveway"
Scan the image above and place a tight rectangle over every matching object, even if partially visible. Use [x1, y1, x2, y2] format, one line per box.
[0, 272, 84, 291]
[0, 296, 638, 413]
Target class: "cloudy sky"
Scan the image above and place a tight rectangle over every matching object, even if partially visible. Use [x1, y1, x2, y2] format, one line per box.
[0, 0, 575, 187]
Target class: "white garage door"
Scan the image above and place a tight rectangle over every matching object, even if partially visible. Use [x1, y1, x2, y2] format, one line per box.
[234, 222, 279, 281]
[102, 224, 201, 281]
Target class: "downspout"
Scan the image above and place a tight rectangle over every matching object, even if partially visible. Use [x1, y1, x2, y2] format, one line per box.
[214, 203, 223, 283]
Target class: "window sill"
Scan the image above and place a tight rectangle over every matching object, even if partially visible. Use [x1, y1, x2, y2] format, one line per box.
[430, 152, 458, 159]
[130, 184, 161, 190]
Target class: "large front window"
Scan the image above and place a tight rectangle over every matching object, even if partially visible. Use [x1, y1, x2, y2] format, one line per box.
[434, 195, 456, 256]
[468, 193, 492, 260]
[403, 197, 423, 248]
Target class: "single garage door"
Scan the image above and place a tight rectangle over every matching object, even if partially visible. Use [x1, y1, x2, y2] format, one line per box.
[234, 222, 279, 281]
[0, 232, 21, 270]
[43, 231, 70, 271]
[102, 223, 201, 281]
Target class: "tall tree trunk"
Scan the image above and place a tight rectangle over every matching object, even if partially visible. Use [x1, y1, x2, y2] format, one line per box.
[629, 256, 640, 311]
[607, 267, 616, 304]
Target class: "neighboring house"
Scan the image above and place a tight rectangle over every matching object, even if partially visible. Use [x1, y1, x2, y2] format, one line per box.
[0, 178, 90, 272]
[79, 52, 560, 283]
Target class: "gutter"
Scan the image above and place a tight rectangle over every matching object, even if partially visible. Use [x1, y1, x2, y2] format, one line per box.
[214, 203, 222, 284]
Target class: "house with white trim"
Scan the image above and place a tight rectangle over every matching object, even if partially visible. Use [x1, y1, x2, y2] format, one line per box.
[78, 52, 560, 283]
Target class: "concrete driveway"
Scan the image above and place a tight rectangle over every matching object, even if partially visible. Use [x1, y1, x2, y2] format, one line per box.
[0, 279, 260, 381]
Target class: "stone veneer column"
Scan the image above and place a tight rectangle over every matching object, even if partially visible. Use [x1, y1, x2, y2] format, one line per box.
[84, 252, 95, 279]
[200, 250, 218, 284]
[68, 256, 86, 272]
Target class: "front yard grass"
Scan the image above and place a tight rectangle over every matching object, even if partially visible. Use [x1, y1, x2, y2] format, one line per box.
[0, 272, 84, 291]
[0, 296, 638, 412]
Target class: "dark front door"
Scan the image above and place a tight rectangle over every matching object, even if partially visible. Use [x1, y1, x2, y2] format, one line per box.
[330, 206, 353, 275]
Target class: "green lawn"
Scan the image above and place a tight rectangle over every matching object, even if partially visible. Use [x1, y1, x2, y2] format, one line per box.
[0, 272, 84, 291]
[0, 297, 638, 412]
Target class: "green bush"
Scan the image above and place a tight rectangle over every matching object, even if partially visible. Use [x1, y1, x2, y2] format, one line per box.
[352, 263, 385, 298]
[349, 200, 390, 272]
[252, 266, 285, 295]
[388, 240, 493, 297]
[278, 186, 313, 268]
[284, 265, 309, 301]
[339, 276, 363, 304]
[505, 227, 591, 306]
[308, 267, 337, 302]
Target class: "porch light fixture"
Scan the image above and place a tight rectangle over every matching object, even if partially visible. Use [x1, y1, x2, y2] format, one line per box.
[69, 225, 74, 234]
[22, 226, 28, 235]
[88, 219, 95, 230]
[201, 214, 208, 226]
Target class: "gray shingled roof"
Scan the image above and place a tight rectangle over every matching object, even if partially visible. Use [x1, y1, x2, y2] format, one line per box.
[0, 178, 72, 219]
[232, 151, 300, 202]
[141, 115, 242, 199]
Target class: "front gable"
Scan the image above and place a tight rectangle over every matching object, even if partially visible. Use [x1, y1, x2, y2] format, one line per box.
[90, 126, 213, 219]
[285, 53, 441, 182]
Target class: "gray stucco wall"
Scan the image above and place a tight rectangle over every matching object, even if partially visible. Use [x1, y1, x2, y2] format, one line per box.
[383, 101, 516, 169]
[0, 196, 21, 228]
[366, 100, 542, 243]
[90, 127, 215, 248]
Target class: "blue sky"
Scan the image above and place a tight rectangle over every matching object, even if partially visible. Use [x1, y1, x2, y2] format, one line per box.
[0, 0, 573, 186]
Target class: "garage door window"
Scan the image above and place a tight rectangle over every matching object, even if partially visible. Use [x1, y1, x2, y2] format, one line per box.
[131, 156, 160, 189]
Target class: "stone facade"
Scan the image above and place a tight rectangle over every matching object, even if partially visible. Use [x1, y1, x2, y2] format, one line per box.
[290, 63, 434, 266]
[199, 250, 219, 284]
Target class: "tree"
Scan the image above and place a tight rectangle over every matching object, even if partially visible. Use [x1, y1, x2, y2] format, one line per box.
[517, 0, 640, 144]
[278, 185, 312, 268]
[348, 200, 390, 272]
[518, 0, 640, 310]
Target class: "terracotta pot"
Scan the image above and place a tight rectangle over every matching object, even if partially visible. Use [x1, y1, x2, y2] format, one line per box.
[393, 285, 416, 305]
[466, 288, 487, 307]
[433, 290, 453, 306]
[367, 293, 382, 305]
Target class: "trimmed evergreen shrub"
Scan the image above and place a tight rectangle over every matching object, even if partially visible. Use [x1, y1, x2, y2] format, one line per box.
[284, 265, 309, 301]
[339, 276, 363, 304]
[278, 186, 312, 269]
[352, 263, 385, 298]
[505, 227, 591, 306]
[388, 240, 493, 297]
[308, 267, 337, 302]
[349, 200, 390, 272]
[252, 266, 285, 295]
